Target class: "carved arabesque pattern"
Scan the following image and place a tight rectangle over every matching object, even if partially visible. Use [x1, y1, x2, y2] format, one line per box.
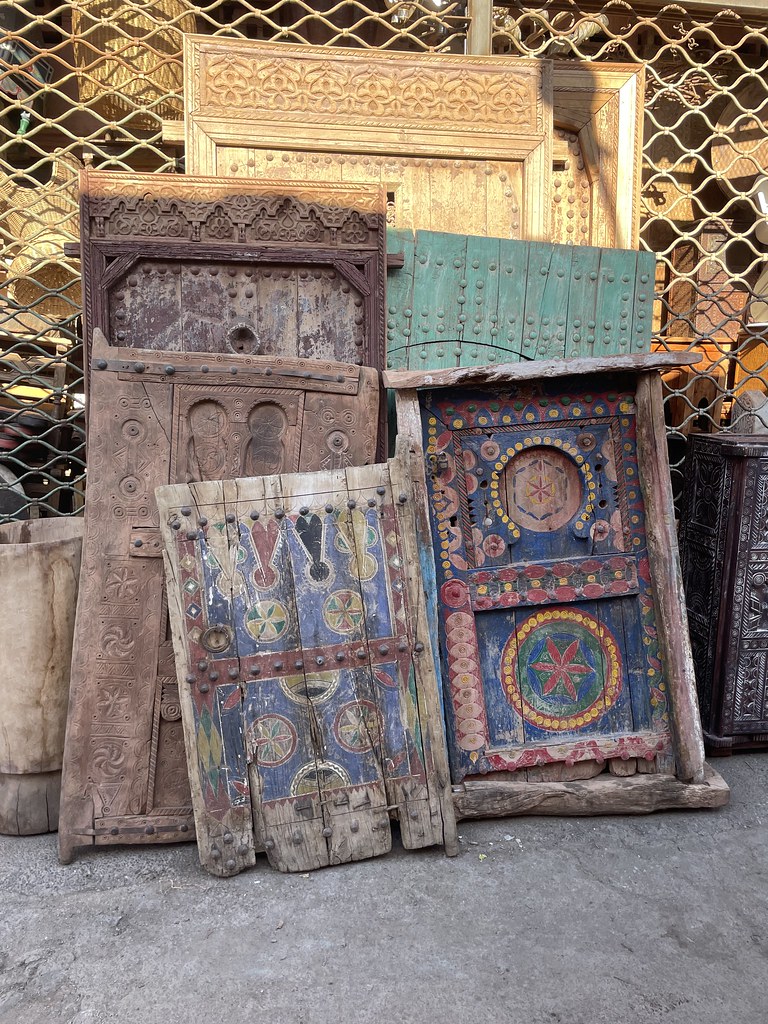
[91, 193, 379, 247]
[199, 49, 543, 133]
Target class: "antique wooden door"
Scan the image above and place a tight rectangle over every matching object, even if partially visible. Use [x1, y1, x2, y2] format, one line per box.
[179, 40, 643, 249]
[411, 371, 673, 781]
[58, 334, 381, 863]
[181, 38, 552, 242]
[78, 169, 387, 378]
[156, 452, 456, 874]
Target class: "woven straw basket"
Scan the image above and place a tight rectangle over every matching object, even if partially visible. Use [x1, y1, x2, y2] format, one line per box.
[72, 0, 197, 130]
[0, 151, 81, 322]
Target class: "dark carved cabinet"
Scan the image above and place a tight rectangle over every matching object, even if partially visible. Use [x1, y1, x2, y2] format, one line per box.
[680, 433, 768, 751]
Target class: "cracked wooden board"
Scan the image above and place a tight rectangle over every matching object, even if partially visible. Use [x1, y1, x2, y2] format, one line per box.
[388, 354, 708, 817]
[155, 446, 457, 875]
[384, 235, 656, 370]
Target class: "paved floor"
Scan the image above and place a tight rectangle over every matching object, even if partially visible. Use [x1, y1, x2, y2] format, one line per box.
[1, 754, 766, 1024]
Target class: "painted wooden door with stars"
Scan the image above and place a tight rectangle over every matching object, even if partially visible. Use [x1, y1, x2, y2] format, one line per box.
[420, 374, 672, 781]
[156, 453, 456, 875]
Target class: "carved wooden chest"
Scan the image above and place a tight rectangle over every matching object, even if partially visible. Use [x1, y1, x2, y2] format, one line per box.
[680, 433, 768, 751]
[58, 333, 380, 863]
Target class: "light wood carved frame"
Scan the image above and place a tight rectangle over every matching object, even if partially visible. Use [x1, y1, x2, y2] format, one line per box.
[181, 36, 553, 241]
[552, 62, 644, 250]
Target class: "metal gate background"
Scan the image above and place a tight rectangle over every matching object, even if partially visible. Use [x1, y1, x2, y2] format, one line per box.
[0, 0, 766, 518]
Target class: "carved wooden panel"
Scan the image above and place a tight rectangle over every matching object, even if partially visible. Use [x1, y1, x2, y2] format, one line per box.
[58, 332, 381, 863]
[551, 64, 644, 250]
[415, 377, 670, 782]
[78, 168, 386, 373]
[155, 451, 457, 874]
[680, 434, 768, 751]
[385, 233, 655, 370]
[181, 38, 552, 241]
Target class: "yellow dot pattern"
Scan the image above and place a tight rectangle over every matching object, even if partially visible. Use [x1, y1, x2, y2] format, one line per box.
[488, 436, 597, 539]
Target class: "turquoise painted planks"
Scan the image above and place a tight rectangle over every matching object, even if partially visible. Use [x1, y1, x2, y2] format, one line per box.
[385, 230, 655, 371]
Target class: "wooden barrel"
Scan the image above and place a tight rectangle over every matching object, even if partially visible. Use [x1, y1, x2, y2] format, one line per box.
[0, 517, 83, 835]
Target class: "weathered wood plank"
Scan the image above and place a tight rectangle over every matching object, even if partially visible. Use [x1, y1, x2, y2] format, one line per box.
[384, 351, 701, 392]
[564, 245, 601, 358]
[410, 232, 467, 370]
[594, 248, 637, 357]
[635, 371, 706, 783]
[520, 242, 572, 360]
[453, 762, 729, 819]
[389, 442, 458, 856]
[526, 761, 604, 783]
[459, 234, 500, 366]
[495, 239, 528, 360]
[157, 481, 258, 878]
[385, 229, 416, 371]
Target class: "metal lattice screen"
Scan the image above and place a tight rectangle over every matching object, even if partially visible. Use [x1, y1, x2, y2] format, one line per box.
[1, 0, 767, 518]
[487, 1, 768, 494]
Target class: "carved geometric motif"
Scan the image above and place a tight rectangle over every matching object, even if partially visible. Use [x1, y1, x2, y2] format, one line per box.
[198, 44, 548, 134]
[501, 447, 583, 533]
[502, 608, 623, 733]
[743, 561, 768, 638]
[751, 474, 768, 548]
[733, 651, 768, 727]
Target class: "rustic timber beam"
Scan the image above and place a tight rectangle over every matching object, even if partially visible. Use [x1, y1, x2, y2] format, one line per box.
[384, 352, 702, 391]
[452, 763, 729, 820]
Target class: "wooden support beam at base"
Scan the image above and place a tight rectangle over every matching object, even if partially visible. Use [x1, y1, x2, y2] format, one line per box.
[452, 763, 729, 820]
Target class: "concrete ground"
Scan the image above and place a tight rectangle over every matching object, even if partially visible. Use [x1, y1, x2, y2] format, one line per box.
[1, 755, 766, 1024]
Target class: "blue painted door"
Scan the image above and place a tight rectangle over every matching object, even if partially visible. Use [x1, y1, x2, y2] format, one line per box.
[421, 374, 672, 782]
[157, 458, 452, 874]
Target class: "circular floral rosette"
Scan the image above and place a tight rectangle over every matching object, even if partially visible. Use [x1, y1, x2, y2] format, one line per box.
[249, 714, 297, 767]
[244, 601, 288, 643]
[502, 608, 622, 732]
[323, 589, 364, 635]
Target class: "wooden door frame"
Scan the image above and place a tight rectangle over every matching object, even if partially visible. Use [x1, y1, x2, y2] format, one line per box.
[181, 36, 553, 242]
